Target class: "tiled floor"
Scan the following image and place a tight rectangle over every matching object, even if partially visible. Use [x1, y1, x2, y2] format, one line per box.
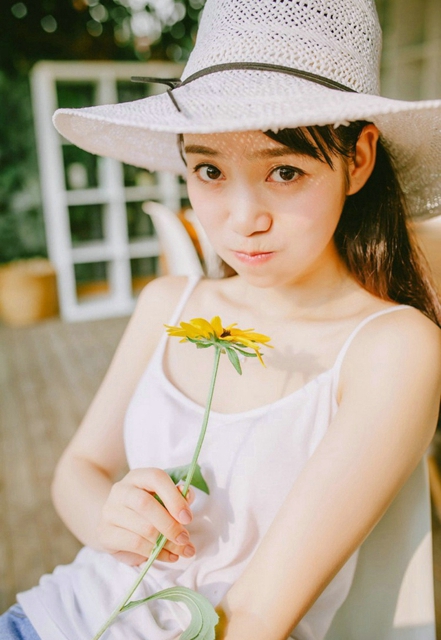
[0, 315, 128, 611]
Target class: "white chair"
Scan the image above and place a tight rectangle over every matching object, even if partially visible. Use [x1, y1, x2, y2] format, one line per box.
[142, 201, 204, 277]
[184, 209, 224, 278]
[326, 454, 436, 640]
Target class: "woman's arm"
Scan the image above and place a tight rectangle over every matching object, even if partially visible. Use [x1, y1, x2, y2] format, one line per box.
[217, 308, 441, 640]
[51, 276, 196, 564]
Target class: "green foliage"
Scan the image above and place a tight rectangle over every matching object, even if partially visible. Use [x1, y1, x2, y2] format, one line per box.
[1, 0, 205, 264]
[0, 72, 46, 263]
[165, 462, 210, 495]
[154, 463, 209, 507]
[3, 1, 206, 75]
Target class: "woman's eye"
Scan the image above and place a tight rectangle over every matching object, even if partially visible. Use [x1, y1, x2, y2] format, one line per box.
[195, 164, 223, 181]
[269, 166, 301, 183]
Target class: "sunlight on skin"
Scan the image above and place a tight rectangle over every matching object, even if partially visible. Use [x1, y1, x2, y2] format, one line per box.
[184, 131, 348, 293]
[182, 128, 378, 299]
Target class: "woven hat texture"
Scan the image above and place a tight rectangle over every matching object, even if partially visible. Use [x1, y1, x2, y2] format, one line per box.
[53, 0, 441, 219]
[182, 0, 381, 94]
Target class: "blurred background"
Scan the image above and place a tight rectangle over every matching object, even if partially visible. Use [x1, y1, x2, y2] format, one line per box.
[1, 0, 441, 634]
[0, 0, 205, 323]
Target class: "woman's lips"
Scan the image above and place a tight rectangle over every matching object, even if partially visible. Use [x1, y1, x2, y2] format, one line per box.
[232, 250, 275, 264]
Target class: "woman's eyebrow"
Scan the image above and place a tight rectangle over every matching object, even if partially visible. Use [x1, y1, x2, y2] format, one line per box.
[254, 147, 300, 159]
[184, 144, 299, 159]
[184, 145, 219, 156]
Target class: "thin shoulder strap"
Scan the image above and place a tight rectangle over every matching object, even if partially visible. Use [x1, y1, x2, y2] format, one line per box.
[149, 275, 201, 370]
[167, 274, 202, 326]
[332, 304, 412, 382]
[145, 274, 202, 372]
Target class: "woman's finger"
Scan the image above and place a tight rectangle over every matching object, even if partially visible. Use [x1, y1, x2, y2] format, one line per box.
[129, 468, 194, 525]
[100, 521, 195, 562]
[125, 489, 195, 549]
[111, 548, 180, 566]
[177, 484, 196, 505]
[104, 506, 196, 558]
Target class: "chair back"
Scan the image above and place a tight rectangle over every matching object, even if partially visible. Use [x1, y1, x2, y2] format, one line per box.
[143, 201, 204, 276]
[326, 455, 436, 640]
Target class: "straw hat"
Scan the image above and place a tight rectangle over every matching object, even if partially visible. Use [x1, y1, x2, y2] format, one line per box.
[53, 0, 441, 220]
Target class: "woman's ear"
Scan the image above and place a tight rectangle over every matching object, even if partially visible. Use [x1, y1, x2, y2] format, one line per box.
[346, 124, 380, 195]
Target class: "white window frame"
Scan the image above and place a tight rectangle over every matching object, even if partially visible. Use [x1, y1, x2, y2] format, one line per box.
[31, 60, 184, 322]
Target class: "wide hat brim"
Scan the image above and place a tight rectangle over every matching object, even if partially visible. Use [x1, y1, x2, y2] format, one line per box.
[53, 69, 441, 220]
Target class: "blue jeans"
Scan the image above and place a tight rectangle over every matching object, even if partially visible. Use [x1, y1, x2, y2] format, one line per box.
[0, 605, 41, 640]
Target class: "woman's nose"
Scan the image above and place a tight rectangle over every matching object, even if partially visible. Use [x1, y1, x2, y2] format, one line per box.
[228, 190, 272, 236]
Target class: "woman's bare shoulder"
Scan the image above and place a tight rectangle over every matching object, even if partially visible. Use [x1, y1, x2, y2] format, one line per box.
[353, 304, 440, 355]
[339, 304, 441, 407]
[106, 275, 197, 375]
[137, 274, 194, 313]
[134, 275, 200, 331]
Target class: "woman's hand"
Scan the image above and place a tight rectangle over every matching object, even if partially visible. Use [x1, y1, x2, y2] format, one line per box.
[96, 468, 196, 566]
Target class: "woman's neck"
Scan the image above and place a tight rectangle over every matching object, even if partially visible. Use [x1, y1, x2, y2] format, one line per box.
[230, 261, 360, 321]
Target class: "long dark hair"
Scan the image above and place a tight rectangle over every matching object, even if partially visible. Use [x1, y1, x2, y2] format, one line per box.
[265, 123, 441, 327]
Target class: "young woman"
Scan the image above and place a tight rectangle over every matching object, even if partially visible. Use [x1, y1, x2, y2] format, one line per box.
[3, 1, 441, 639]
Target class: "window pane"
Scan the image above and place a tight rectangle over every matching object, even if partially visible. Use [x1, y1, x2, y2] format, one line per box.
[123, 164, 157, 188]
[126, 201, 155, 239]
[63, 146, 98, 190]
[131, 257, 158, 295]
[74, 261, 110, 301]
[57, 82, 96, 108]
[69, 204, 105, 245]
[117, 81, 152, 103]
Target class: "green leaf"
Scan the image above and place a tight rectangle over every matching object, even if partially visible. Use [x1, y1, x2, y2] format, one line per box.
[121, 586, 219, 640]
[187, 337, 215, 346]
[231, 346, 257, 358]
[186, 337, 216, 349]
[165, 463, 210, 495]
[226, 347, 242, 375]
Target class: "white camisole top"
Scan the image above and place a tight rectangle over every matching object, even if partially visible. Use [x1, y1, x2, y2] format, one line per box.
[18, 275, 410, 640]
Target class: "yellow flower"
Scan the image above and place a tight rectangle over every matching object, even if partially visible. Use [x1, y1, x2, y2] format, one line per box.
[165, 316, 272, 367]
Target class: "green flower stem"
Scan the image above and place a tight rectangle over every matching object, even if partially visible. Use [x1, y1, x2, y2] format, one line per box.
[91, 535, 166, 640]
[181, 346, 221, 499]
[92, 346, 222, 640]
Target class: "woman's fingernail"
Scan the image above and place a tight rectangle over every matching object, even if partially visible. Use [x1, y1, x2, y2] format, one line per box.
[176, 531, 190, 544]
[183, 545, 195, 557]
[179, 509, 192, 524]
[169, 553, 179, 561]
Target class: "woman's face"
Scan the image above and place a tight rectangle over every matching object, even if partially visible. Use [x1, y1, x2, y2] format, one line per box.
[184, 129, 350, 288]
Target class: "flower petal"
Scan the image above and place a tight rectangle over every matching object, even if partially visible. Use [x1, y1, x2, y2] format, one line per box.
[164, 325, 186, 337]
[210, 316, 223, 338]
[180, 321, 206, 339]
[191, 317, 216, 338]
[229, 328, 272, 343]
[222, 336, 255, 348]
